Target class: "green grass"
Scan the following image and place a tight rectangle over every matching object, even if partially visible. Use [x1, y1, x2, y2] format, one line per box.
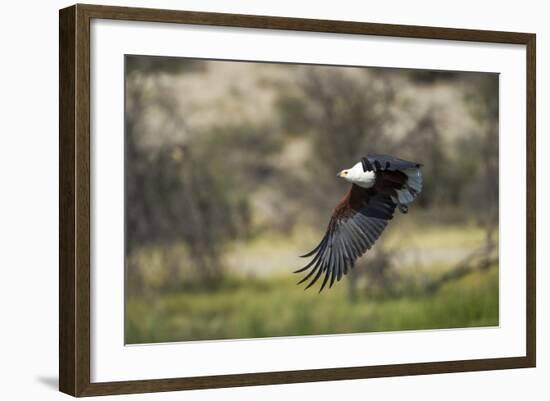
[125, 265, 499, 344]
[385, 222, 488, 249]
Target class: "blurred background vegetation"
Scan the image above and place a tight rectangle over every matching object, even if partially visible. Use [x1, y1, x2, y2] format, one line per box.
[124, 55, 499, 344]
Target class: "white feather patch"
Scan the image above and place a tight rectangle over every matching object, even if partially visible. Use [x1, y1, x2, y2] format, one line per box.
[405, 168, 423, 192]
[348, 162, 376, 188]
[397, 189, 414, 204]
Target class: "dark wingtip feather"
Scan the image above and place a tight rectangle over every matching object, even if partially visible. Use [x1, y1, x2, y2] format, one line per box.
[303, 259, 325, 290]
[318, 270, 331, 293]
[296, 257, 322, 284]
[328, 260, 338, 288]
[299, 246, 318, 258]
[304, 271, 322, 290]
[299, 235, 327, 257]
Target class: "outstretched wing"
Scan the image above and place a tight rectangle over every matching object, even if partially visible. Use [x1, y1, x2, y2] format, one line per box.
[295, 184, 396, 292]
[361, 153, 422, 172]
[362, 153, 423, 212]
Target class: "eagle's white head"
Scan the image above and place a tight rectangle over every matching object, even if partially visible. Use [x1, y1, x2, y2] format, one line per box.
[337, 162, 376, 188]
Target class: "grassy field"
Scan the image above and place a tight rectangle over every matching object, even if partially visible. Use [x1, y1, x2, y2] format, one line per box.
[125, 264, 498, 344]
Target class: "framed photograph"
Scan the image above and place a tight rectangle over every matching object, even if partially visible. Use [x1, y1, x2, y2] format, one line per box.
[59, 4, 536, 397]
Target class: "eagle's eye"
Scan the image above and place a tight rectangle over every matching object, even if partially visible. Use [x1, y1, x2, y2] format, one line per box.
[343, 171, 348, 176]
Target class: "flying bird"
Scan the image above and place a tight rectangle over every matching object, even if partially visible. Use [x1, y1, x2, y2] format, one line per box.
[295, 154, 423, 292]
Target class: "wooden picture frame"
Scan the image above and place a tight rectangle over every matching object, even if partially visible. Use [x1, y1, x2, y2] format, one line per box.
[59, 3, 536, 397]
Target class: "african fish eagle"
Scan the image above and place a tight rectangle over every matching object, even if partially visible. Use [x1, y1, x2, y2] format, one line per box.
[295, 154, 423, 292]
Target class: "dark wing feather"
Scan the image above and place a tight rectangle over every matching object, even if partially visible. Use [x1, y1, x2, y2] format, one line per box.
[362, 154, 422, 172]
[295, 185, 396, 292]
